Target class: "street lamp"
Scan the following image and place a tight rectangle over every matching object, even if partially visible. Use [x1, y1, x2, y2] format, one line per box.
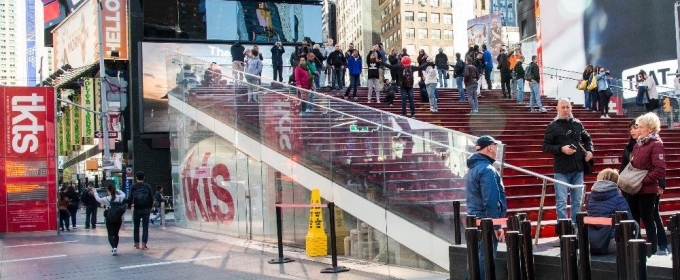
[96, 0, 112, 168]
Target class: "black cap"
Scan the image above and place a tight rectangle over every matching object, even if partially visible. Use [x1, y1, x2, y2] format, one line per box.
[476, 135, 499, 151]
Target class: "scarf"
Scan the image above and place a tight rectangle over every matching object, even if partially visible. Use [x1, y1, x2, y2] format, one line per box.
[637, 132, 660, 146]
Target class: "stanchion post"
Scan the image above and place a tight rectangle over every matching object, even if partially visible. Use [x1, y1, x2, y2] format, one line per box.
[480, 218, 496, 280]
[517, 213, 527, 221]
[321, 202, 350, 273]
[671, 214, 680, 280]
[506, 231, 521, 280]
[520, 220, 535, 280]
[467, 215, 477, 228]
[576, 212, 591, 280]
[560, 235, 578, 280]
[508, 215, 519, 231]
[268, 206, 294, 264]
[615, 221, 627, 280]
[627, 239, 647, 280]
[557, 218, 573, 238]
[160, 201, 165, 226]
[453, 201, 462, 245]
[466, 227, 481, 280]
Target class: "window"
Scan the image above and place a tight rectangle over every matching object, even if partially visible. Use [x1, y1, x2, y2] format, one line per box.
[431, 0, 439, 6]
[442, 0, 452, 7]
[431, 13, 440, 24]
[405, 0, 413, 3]
[443, 30, 453, 40]
[443, 14, 452, 24]
[431, 29, 441, 39]
[418, 12, 427, 22]
[405, 11, 414, 21]
[418, 29, 428, 39]
[481, 0, 485, 10]
[406, 28, 415, 38]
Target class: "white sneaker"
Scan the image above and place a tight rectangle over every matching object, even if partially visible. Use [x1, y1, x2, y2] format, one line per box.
[600, 115, 606, 119]
[605, 115, 611, 118]
[112, 248, 118, 256]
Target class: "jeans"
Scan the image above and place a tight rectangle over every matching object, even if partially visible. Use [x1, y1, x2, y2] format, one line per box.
[475, 233, 498, 280]
[314, 73, 320, 88]
[85, 206, 98, 228]
[325, 66, 333, 87]
[400, 87, 416, 116]
[589, 90, 599, 111]
[484, 67, 492, 89]
[106, 219, 122, 249]
[500, 75, 511, 97]
[598, 90, 611, 116]
[438, 69, 448, 87]
[59, 209, 70, 229]
[273, 64, 283, 82]
[456, 77, 465, 101]
[332, 67, 344, 89]
[529, 81, 543, 111]
[511, 77, 517, 95]
[133, 208, 151, 244]
[583, 89, 591, 110]
[627, 193, 658, 253]
[466, 82, 479, 113]
[345, 74, 360, 98]
[301, 91, 316, 113]
[232, 61, 245, 84]
[554, 171, 584, 224]
[516, 78, 525, 102]
[68, 206, 78, 227]
[654, 194, 669, 248]
[426, 83, 438, 110]
[367, 78, 380, 101]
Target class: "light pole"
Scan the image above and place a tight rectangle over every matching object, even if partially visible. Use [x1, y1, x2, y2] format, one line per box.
[96, 0, 112, 167]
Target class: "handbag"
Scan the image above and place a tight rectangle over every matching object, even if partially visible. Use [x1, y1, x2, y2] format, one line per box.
[618, 162, 648, 195]
[577, 79, 588, 90]
[604, 88, 613, 97]
[587, 74, 598, 90]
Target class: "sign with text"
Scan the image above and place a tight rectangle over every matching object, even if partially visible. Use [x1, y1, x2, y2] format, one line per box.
[81, 78, 95, 145]
[94, 131, 118, 138]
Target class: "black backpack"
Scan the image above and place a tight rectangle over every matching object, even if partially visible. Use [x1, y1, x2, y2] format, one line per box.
[132, 183, 153, 208]
[402, 67, 414, 88]
[105, 200, 127, 222]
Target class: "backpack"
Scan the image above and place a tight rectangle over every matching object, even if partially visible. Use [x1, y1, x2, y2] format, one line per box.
[132, 183, 153, 208]
[68, 197, 79, 208]
[402, 67, 414, 88]
[524, 64, 534, 81]
[105, 200, 127, 222]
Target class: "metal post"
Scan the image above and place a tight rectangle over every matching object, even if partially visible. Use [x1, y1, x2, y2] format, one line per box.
[520, 220, 535, 280]
[321, 202, 350, 273]
[557, 219, 573, 238]
[576, 212, 591, 280]
[517, 213, 527, 222]
[160, 201, 165, 226]
[508, 215, 519, 231]
[615, 222, 627, 280]
[560, 235, 578, 280]
[671, 214, 680, 280]
[535, 179, 548, 245]
[466, 227, 481, 280]
[480, 218, 496, 280]
[627, 239, 648, 280]
[453, 201, 462, 245]
[268, 206, 294, 264]
[506, 231, 521, 280]
[467, 215, 477, 228]
[96, 0, 111, 166]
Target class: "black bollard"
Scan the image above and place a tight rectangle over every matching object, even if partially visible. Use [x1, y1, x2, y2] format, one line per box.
[480, 218, 496, 280]
[615, 222, 627, 280]
[557, 219, 573, 238]
[508, 215, 520, 231]
[466, 227, 481, 280]
[453, 201, 462, 245]
[627, 239, 647, 280]
[576, 212, 591, 280]
[560, 235, 578, 280]
[520, 220, 535, 280]
[506, 231, 521, 280]
[517, 213, 527, 222]
[268, 206, 294, 264]
[321, 203, 350, 273]
[672, 214, 680, 280]
[467, 215, 477, 228]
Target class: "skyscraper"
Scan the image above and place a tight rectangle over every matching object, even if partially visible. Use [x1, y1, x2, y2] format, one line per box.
[0, 0, 46, 86]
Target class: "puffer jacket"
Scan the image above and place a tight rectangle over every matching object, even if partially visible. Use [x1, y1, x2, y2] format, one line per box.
[586, 180, 633, 254]
[465, 153, 507, 224]
[630, 135, 665, 194]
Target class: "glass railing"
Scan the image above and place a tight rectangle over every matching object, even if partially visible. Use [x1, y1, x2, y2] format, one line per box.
[165, 51, 509, 246]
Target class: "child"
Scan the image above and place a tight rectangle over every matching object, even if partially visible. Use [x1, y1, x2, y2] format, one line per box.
[382, 79, 397, 106]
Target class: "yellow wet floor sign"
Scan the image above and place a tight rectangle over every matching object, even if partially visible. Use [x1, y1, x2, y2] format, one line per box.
[305, 189, 327, 257]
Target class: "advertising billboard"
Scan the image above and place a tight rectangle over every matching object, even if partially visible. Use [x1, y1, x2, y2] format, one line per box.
[467, 11, 504, 59]
[206, 0, 322, 43]
[1, 87, 57, 233]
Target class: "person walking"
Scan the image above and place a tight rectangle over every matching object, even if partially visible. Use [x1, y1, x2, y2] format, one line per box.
[93, 183, 126, 255]
[582, 65, 594, 111]
[81, 182, 99, 229]
[497, 49, 512, 99]
[452, 53, 466, 102]
[466, 135, 507, 280]
[65, 185, 80, 229]
[150, 186, 165, 225]
[128, 171, 154, 250]
[513, 56, 525, 104]
[542, 98, 594, 225]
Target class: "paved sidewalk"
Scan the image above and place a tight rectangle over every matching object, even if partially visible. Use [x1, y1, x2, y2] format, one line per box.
[0, 213, 448, 280]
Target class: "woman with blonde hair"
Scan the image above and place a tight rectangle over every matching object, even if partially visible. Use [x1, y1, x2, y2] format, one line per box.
[586, 168, 633, 254]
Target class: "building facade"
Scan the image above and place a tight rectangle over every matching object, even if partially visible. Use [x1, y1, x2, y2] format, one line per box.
[516, 0, 536, 40]
[336, 0, 380, 53]
[490, 0, 517, 27]
[0, 0, 45, 86]
[322, 0, 337, 42]
[474, 0, 490, 17]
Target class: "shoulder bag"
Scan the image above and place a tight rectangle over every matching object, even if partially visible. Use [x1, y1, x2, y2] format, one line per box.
[618, 161, 648, 195]
[587, 74, 598, 91]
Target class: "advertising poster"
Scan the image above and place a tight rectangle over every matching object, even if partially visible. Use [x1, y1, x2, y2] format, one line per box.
[466, 11, 503, 59]
[81, 78, 95, 145]
[2, 87, 57, 233]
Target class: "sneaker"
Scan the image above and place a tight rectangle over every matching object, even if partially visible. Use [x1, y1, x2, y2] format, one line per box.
[657, 247, 669, 256]
[434, 109, 438, 112]
[540, 108, 547, 113]
[84, 226, 90, 229]
[112, 248, 118, 256]
[600, 115, 606, 119]
[353, 97, 358, 101]
[605, 115, 611, 119]
[134, 243, 140, 249]
[367, 100, 372, 103]
[141, 244, 149, 250]
[92, 226, 96, 229]
[389, 103, 393, 106]
[72, 226, 76, 229]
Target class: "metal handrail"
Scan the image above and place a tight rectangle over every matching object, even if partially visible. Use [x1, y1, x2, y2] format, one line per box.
[541, 65, 676, 94]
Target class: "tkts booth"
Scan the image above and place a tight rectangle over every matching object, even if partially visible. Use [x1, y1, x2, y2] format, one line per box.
[0, 87, 58, 233]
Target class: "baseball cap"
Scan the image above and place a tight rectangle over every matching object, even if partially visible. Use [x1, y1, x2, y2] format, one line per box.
[476, 135, 499, 151]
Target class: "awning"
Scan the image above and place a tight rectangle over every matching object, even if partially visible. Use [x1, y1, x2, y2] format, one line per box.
[53, 62, 99, 88]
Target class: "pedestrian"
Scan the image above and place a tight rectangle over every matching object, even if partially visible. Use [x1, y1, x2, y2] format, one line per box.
[270, 40, 285, 82]
[128, 171, 154, 250]
[230, 42, 245, 86]
[383, 56, 428, 118]
[323, 39, 335, 87]
[435, 48, 449, 88]
[344, 49, 362, 101]
[527, 55, 547, 113]
[366, 51, 382, 103]
[513, 56, 525, 104]
[424, 57, 439, 112]
[465, 135, 507, 280]
[245, 49, 263, 102]
[638, 70, 659, 112]
[595, 66, 612, 118]
[388, 47, 401, 85]
[81, 182, 99, 229]
[65, 185, 79, 229]
[497, 49, 512, 99]
[452, 52, 466, 102]
[482, 44, 493, 90]
[542, 98, 594, 226]
[326, 44, 346, 90]
[463, 56, 480, 115]
[58, 186, 70, 231]
[582, 65, 594, 111]
[93, 183, 126, 255]
[151, 186, 165, 225]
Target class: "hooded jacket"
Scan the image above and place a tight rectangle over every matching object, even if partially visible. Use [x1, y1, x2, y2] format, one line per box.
[465, 153, 507, 223]
[586, 180, 633, 254]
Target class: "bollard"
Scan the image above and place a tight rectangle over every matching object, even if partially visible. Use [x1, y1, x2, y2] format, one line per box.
[520, 220, 535, 280]
[268, 206, 294, 264]
[466, 227, 481, 280]
[672, 214, 680, 280]
[467, 215, 477, 228]
[615, 222, 627, 280]
[557, 219, 573, 238]
[617, 220, 637, 280]
[508, 215, 520, 231]
[517, 213, 527, 222]
[627, 239, 648, 280]
[480, 219, 496, 280]
[560, 235, 578, 280]
[160, 201, 165, 226]
[576, 212, 591, 280]
[506, 231, 521, 280]
[321, 203, 350, 273]
[453, 201, 462, 245]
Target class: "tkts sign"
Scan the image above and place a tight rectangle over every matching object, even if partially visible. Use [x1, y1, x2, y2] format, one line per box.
[5, 87, 55, 158]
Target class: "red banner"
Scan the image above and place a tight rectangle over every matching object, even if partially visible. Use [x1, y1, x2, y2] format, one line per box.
[262, 94, 303, 158]
[1, 87, 57, 233]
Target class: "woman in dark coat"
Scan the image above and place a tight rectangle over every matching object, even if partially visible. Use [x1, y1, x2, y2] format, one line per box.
[66, 185, 80, 229]
[586, 168, 634, 254]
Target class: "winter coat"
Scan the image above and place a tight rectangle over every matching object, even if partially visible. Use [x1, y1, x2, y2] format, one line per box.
[465, 153, 507, 225]
[542, 117, 594, 174]
[312, 49, 325, 69]
[294, 65, 311, 90]
[453, 58, 465, 78]
[513, 62, 525, 80]
[596, 72, 610, 91]
[529, 62, 540, 83]
[630, 136, 665, 194]
[230, 43, 245, 61]
[270, 45, 285, 66]
[482, 49, 493, 70]
[327, 50, 346, 67]
[346, 56, 362, 76]
[463, 64, 479, 87]
[435, 53, 449, 70]
[383, 63, 428, 88]
[642, 77, 658, 99]
[586, 180, 633, 254]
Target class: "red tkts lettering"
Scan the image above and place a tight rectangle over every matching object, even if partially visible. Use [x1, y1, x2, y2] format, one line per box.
[181, 151, 235, 224]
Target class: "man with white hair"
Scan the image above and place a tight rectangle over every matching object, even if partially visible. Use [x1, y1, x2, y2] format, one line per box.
[323, 38, 335, 87]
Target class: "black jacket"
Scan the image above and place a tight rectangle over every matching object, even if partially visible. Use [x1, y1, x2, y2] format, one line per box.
[312, 49, 325, 69]
[542, 118, 594, 173]
[128, 182, 153, 209]
[514, 62, 525, 80]
[81, 189, 99, 207]
[529, 62, 540, 83]
[270, 45, 285, 66]
[327, 50, 346, 67]
[435, 53, 449, 69]
[383, 63, 428, 88]
[231, 43, 245, 61]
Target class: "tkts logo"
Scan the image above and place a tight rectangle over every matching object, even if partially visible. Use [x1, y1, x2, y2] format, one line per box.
[181, 150, 235, 224]
[7, 91, 47, 156]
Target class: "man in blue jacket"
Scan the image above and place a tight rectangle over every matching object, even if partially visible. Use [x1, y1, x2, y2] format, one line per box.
[466, 135, 507, 280]
[482, 44, 493, 90]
